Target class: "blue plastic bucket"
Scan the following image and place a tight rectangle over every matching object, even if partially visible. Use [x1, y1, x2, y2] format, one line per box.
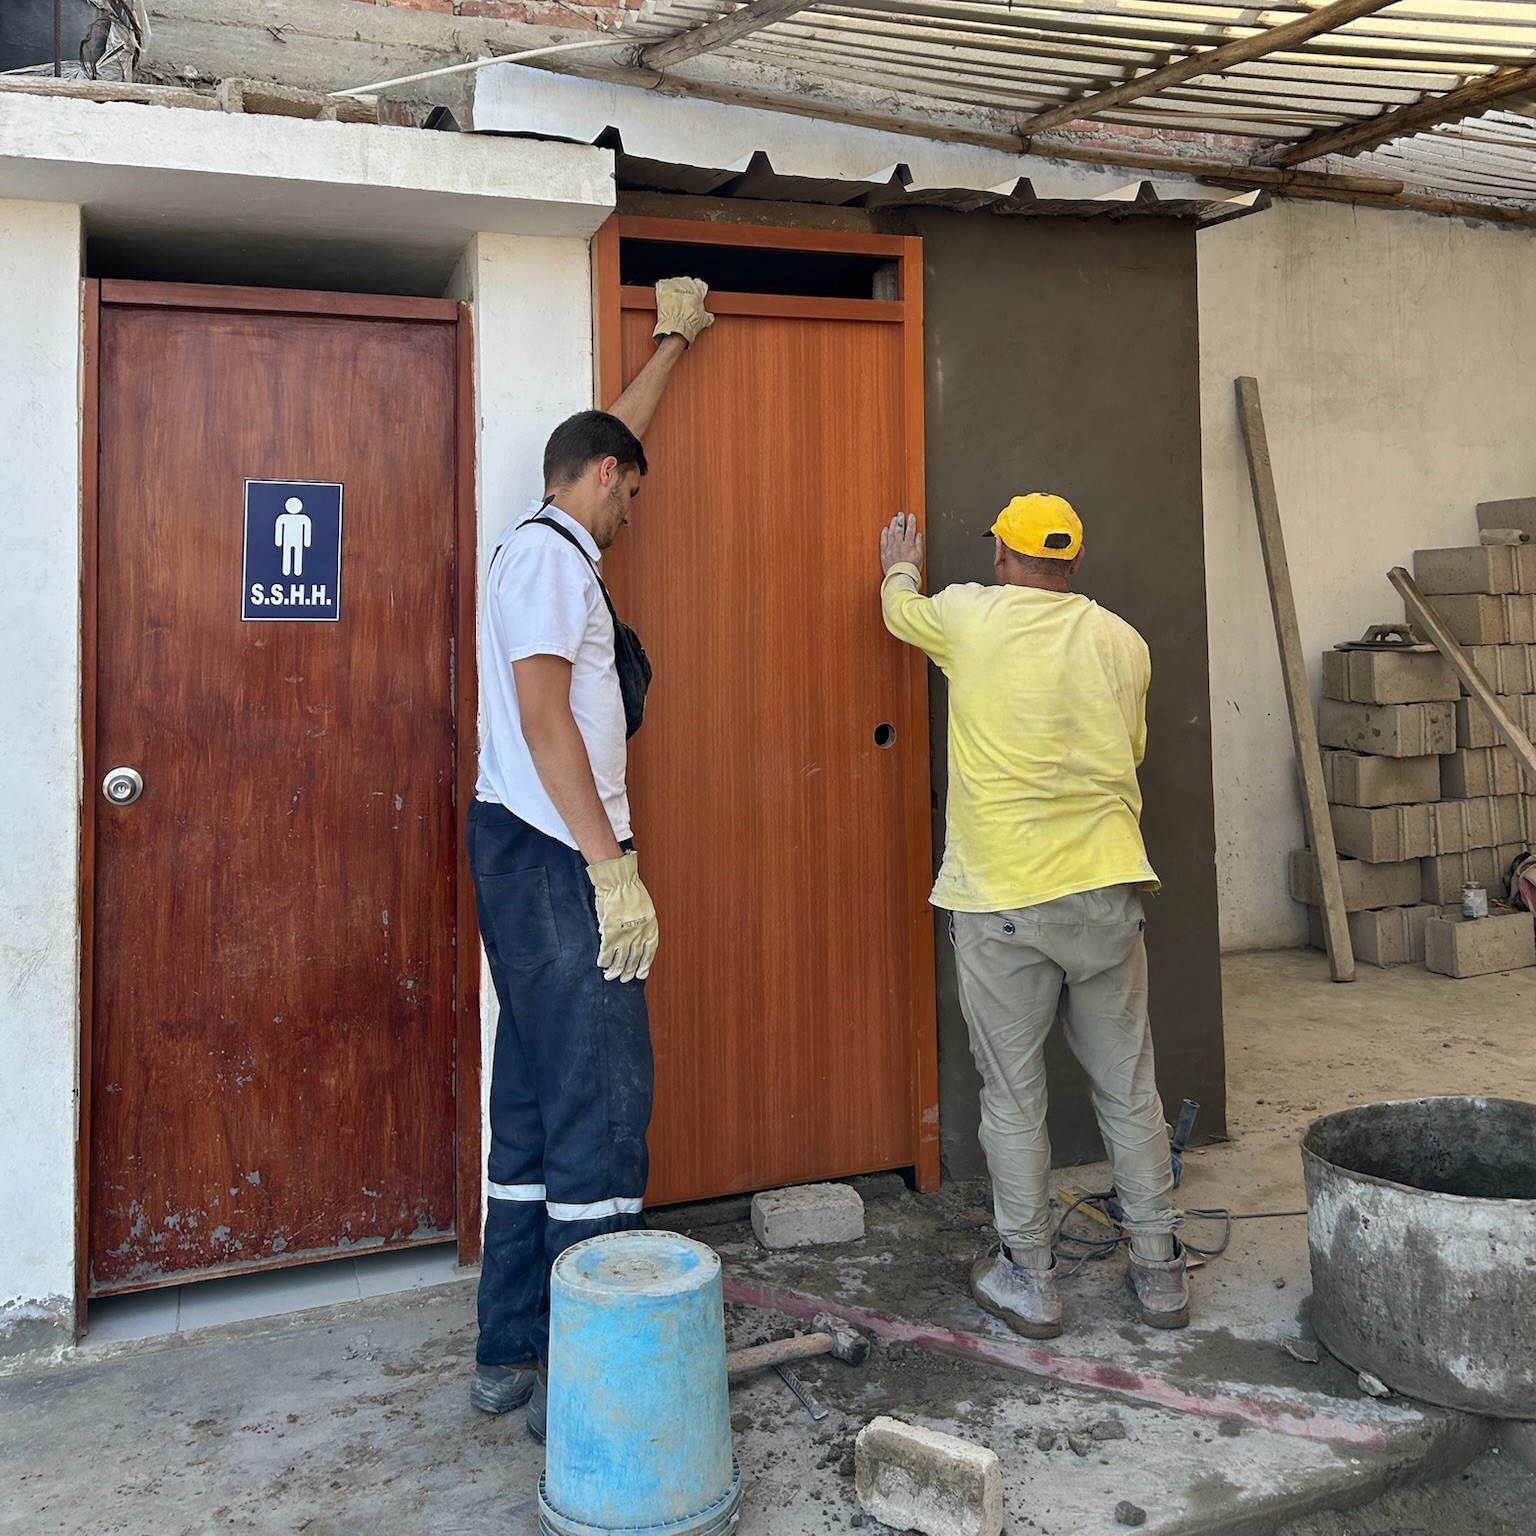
[539, 1231, 742, 1536]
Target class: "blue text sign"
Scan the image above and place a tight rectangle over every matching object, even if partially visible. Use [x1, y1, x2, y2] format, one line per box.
[242, 480, 344, 622]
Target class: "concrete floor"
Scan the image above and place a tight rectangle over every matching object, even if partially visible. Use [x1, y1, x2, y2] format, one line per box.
[3, 949, 1534, 1536]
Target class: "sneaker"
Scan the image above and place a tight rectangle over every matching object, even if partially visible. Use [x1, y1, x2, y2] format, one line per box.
[969, 1250, 1063, 1340]
[1127, 1243, 1190, 1329]
[470, 1360, 537, 1416]
[526, 1372, 547, 1444]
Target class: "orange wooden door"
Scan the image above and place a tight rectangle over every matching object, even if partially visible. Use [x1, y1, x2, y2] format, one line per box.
[602, 224, 938, 1205]
[88, 286, 465, 1291]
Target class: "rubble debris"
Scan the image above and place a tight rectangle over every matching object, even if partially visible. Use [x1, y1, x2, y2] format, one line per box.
[1114, 1501, 1148, 1527]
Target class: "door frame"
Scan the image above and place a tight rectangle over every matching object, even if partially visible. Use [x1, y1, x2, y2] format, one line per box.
[75, 279, 482, 1330]
[592, 214, 941, 1194]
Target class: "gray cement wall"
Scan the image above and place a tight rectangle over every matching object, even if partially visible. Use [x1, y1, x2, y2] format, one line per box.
[894, 210, 1225, 1174]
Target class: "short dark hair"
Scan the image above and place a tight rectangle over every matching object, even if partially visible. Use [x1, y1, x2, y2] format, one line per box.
[1005, 545, 1076, 581]
[543, 410, 648, 488]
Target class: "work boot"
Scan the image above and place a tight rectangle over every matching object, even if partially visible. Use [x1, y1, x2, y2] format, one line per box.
[969, 1249, 1063, 1340]
[526, 1370, 548, 1444]
[470, 1360, 537, 1415]
[1127, 1242, 1190, 1329]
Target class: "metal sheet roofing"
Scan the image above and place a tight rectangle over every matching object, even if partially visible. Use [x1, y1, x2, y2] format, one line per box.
[596, 0, 1536, 217]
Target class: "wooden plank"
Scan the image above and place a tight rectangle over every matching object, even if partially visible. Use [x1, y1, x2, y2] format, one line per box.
[98, 279, 458, 323]
[1274, 59, 1536, 167]
[536, 57, 1404, 198]
[1392, 569, 1536, 791]
[1234, 377, 1354, 983]
[641, 0, 819, 72]
[0, 77, 217, 109]
[1014, 0, 1399, 137]
[453, 302, 483, 1269]
[620, 287, 905, 324]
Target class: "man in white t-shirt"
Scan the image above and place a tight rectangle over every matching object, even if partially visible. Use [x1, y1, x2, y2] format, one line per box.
[468, 278, 713, 1435]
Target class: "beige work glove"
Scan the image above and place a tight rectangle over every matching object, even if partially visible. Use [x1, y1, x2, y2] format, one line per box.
[587, 851, 659, 984]
[653, 277, 714, 347]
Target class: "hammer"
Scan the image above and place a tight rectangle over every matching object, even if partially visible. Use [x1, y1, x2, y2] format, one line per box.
[725, 1313, 870, 1380]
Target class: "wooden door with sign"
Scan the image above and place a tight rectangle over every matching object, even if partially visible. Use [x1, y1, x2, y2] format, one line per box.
[595, 219, 939, 1206]
[83, 282, 480, 1298]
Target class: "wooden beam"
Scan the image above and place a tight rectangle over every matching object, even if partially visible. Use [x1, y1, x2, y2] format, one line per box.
[535, 55, 1403, 195]
[1235, 376, 1355, 984]
[1392, 569, 1536, 792]
[1273, 58, 1536, 166]
[1016, 0, 1398, 139]
[640, 0, 819, 72]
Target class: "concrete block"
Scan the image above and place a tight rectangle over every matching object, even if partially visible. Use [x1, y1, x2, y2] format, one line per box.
[1477, 496, 1536, 542]
[1441, 747, 1522, 799]
[1525, 696, 1536, 741]
[1289, 850, 1421, 911]
[751, 1183, 864, 1249]
[1321, 648, 1458, 705]
[1455, 697, 1502, 749]
[1308, 903, 1434, 967]
[1431, 796, 1523, 854]
[1461, 644, 1536, 697]
[855, 1417, 1003, 1536]
[1510, 595, 1536, 644]
[1417, 593, 1509, 645]
[1420, 845, 1520, 904]
[1424, 908, 1536, 978]
[1322, 750, 1439, 808]
[1318, 699, 1456, 757]
[1414, 544, 1520, 596]
[1525, 795, 1536, 843]
[1330, 802, 1435, 862]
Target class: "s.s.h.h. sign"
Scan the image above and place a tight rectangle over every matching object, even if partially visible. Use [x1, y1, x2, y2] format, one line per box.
[242, 480, 344, 621]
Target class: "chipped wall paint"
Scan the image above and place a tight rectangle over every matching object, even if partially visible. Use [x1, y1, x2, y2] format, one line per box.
[0, 199, 84, 1345]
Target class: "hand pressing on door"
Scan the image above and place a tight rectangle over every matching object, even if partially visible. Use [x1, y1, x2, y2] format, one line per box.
[652, 277, 714, 348]
[880, 512, 925, 576]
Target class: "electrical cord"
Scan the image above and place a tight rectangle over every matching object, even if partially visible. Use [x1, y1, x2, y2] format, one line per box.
[1048, 1189, 1307, 1275]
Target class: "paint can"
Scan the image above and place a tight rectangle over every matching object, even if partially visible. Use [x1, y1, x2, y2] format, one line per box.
[540, 1230, 742, 1536]
[1462, 882, 1489, 919]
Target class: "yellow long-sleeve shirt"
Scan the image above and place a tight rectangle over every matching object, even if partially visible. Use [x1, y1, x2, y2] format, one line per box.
[882, 562, 1159, 913]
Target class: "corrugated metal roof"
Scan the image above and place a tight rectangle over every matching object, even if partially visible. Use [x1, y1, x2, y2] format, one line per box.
[599, 0, 1536, 214]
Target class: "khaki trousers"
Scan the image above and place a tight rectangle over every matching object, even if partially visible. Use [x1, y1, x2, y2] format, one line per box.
[952, 884, 1177, 1271]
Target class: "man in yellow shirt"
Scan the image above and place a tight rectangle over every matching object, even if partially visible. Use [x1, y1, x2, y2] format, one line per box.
[879, 495, 1186, 1337]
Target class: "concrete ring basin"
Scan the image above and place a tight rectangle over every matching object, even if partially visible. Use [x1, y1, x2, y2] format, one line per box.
[1301, 1096, 1536, 1418]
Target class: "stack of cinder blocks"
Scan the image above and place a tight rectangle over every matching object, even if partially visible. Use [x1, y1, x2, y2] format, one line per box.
[1295, 520, 1536, 970]
[1410, 540, 1536, 897]
[1300, 644, 1455, 966]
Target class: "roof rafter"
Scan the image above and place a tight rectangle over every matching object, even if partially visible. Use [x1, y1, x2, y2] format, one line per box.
[640, 0, 820, 71]
[1273, 55, 1536, 162]
[1016, 0, 1401, 138]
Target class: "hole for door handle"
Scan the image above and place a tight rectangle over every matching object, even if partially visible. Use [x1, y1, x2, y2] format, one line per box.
[102, 767, 144, 805]
[874, 723, 897, 749]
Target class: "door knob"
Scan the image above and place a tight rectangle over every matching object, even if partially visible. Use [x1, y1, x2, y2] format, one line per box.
[102, 767, 144, 805]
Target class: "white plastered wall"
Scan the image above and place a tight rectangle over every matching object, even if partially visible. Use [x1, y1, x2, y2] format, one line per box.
[0, 199, 84, 1350]
[446, 233, 596, 1217]
[1200, 198, 1536, 952]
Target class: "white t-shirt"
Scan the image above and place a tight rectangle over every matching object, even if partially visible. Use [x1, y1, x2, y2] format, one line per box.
[475, 502, 630, 849]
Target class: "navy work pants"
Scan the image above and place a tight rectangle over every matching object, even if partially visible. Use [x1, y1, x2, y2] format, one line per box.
[468, 799, 654, 1367]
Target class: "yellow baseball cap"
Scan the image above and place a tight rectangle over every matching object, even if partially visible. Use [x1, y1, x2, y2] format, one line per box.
[989, 493, 1083, 560]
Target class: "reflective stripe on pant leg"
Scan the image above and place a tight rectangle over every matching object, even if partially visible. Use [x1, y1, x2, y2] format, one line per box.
[952, 909, 1062, 1270]
[1053, 885, 1177, 1256]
